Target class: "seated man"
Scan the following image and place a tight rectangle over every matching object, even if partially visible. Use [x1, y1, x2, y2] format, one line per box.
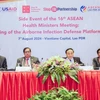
[93, 48, 100, 70]
[0, 55, 7, 70]
[64, 48, 84, 66]
[16, 47, 40, 68]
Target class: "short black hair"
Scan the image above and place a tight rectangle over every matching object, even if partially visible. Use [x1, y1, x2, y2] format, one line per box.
[97, 48, 100, 54]
[23, 47, 31, 53]
[65, 48, 74, 54]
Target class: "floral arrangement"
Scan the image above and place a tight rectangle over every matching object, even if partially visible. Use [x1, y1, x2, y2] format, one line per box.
[37, 56, 80, 86]
[29, 86, 82, 100]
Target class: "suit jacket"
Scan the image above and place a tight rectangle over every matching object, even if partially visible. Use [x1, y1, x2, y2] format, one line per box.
[0, 56, 7, 70]
[93, 57, 100, 70]
[16, 56, 40, 67]
[63, 57, 84, 66]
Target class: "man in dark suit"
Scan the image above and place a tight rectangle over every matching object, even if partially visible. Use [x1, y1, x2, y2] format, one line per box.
[93, 48, 100, 70]
[16, 47, 40, 68]
[0, 55, 7, 70]
[64, 48, 84, 66]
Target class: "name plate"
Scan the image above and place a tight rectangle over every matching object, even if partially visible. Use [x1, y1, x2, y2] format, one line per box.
[16, 66, 32, 71]
[79, 66, 93, 70]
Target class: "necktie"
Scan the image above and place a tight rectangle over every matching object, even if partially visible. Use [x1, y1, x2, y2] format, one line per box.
[25, 58, 29, 66]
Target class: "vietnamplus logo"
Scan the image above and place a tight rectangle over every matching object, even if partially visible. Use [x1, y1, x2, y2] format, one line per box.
[22, 5, 41, 13]
[80, 6, 87, 12]
[43, 6, 77, 12]
[0, 7, 17, 12]
[80, 5, 100, 12]
[0, 0, 21, 3]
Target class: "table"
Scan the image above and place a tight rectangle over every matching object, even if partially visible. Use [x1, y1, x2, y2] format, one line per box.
[0, 71, 100, 100]
[78, 71, 100, 100]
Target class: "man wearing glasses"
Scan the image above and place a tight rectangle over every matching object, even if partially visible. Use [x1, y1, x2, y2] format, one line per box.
[16, 47, 40, 67]
[64, 48, 84, 66]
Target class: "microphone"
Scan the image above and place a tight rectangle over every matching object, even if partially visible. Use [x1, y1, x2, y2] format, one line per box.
[36, 58, 43, 78]
[41, 58, 43, 64]
[17, 60, 22, 67]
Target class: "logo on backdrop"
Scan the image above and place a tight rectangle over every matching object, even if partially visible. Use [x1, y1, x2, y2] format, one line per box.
[43, 6, 77, 12]
[50, 6, 57, 12]
[22, 6, 30, 13]
[0, 7, 17, 12]
[22, 5, 41, 13]
[80, 6, 87, 12]
[80, 5, 100, 12]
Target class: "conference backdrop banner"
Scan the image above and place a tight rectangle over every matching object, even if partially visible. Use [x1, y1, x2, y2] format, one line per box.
[0, 0, 100, 68]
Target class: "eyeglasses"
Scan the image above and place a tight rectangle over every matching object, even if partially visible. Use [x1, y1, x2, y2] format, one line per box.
[24, 51, 30, 53]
